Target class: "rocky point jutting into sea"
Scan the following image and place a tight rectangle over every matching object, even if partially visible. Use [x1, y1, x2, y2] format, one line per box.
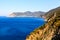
[9, 11, 45, 17]
[26, 7, 60, 40]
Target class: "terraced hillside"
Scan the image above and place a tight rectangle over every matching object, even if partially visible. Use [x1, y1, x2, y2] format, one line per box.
[26, 7, 60, 40]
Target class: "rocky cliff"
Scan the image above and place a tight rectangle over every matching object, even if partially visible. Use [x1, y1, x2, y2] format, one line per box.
[26, 7, 60, 40]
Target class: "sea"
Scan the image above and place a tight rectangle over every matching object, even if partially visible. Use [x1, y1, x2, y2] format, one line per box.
[0, 17, 45, 40]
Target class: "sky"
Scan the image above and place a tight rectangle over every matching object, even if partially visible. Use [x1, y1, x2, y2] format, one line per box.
[0, 0, 60, 16]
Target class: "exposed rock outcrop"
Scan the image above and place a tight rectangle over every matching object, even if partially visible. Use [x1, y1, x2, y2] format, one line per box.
[26, 7, 60, 40]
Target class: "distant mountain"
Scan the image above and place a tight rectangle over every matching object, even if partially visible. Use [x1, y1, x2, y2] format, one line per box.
[9, 11, 45, 17]
[26, 7, 60, 40]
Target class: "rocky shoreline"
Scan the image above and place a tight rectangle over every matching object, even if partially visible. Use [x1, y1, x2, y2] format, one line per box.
[26, 7, 60, 40]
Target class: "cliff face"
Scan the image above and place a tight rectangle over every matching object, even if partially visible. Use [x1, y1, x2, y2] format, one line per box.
[26, 7, 60, 40]
[43, 7, 60, 22]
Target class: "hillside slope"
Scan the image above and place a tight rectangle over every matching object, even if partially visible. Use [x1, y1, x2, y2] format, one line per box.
[26, 7, 60, 40]
[9, 11, 45, 17]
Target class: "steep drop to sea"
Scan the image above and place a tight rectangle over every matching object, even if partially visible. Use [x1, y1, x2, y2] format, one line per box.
[26, 7, 60, 40]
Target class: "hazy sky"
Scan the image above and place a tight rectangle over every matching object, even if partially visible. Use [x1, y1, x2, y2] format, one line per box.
[0, 0, 60, 16]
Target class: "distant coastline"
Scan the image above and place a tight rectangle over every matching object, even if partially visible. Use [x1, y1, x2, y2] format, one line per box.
[8, 11, 45, 18]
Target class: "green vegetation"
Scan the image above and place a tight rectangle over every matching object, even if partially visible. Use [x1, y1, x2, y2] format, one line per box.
[26, 6, 60, 40]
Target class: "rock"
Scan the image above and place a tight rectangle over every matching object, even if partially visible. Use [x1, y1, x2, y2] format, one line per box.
[26, 6, 60, 40]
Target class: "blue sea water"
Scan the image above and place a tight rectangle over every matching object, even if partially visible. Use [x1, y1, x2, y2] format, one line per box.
[0, 17, 45, 40]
